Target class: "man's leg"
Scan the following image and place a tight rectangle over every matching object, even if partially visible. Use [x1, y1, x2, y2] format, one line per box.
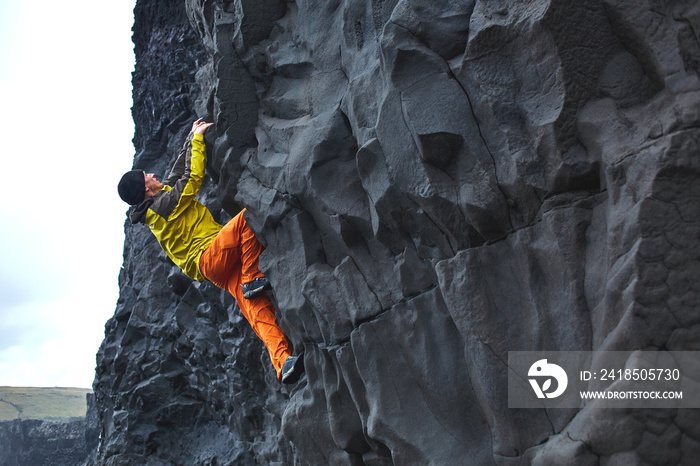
[227, 266, 292, 379]
[225, 210, 266, 285]
[233, 211, 272, 299]
[200, 210, 292, 379]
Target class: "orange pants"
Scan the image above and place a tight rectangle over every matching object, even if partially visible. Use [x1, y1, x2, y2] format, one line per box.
[199, 210, 291, 379]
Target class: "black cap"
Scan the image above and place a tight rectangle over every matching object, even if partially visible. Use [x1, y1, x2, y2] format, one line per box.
[118, 170, 146, 205]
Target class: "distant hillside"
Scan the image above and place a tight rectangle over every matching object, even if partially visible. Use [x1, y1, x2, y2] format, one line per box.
[0, 387, 91, 421]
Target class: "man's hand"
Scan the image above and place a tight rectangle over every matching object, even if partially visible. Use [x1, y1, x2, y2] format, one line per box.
[192, 118, 213, 134]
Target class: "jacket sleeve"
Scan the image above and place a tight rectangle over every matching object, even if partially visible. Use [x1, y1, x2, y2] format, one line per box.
[146, 133, 207, 221]
[163, 133, 194, 186]
[166, 133, 207, 220]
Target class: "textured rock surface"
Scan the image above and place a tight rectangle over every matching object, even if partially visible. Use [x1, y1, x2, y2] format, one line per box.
[0, 418, 92, 466]
[94, 0, 700, 464]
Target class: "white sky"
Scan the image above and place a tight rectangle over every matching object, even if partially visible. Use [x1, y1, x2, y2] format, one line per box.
[0, 0, 137, 388]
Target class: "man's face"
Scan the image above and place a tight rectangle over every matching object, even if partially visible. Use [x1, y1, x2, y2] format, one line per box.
[144, 172, 163, 194]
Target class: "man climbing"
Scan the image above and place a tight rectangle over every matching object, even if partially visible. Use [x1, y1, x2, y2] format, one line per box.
[117, 118, 304, 384]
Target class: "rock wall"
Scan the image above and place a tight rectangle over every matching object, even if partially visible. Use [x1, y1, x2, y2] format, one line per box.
[0, 418, 91, 466]
[94, 0, 700, 464]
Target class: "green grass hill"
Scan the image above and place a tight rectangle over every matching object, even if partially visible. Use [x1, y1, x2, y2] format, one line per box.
[0, 387, 92, 421]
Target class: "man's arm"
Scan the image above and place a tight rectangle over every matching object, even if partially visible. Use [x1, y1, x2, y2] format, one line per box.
[162, 119, 211, 186]
[162, 120, 214, 219]
[162, 135, 192, 187]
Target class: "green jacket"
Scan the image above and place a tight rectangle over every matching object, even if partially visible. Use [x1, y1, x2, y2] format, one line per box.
[130, 132, 222, 280]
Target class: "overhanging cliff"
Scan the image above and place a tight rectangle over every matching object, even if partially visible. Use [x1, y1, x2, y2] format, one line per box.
[94, 0, 700, 464]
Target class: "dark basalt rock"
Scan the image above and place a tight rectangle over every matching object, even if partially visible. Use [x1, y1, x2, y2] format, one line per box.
[0, 418, 91, 466]
[92, 0, 700, 464]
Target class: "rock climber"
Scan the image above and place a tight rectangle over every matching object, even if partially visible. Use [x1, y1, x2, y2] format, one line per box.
[117, 118, 304, 384]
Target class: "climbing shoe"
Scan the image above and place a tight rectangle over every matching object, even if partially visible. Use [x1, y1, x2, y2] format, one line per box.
[242, 277, 271, 299]
[281, 352, 305, 385]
